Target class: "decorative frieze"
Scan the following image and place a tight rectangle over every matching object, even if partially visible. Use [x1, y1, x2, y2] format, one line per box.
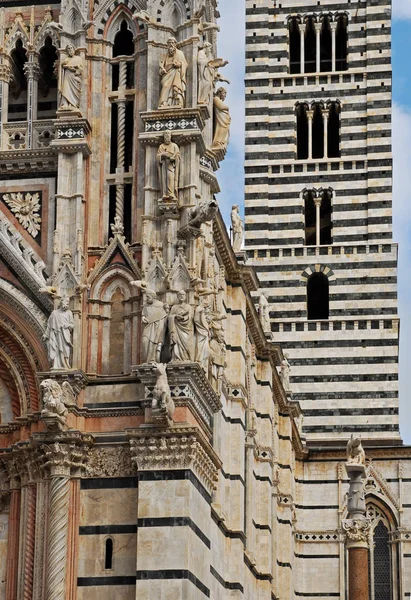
[128, 425, 221, 495]
[85, 446, 134, 478]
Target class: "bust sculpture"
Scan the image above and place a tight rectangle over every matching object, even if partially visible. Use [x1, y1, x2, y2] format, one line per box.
[43, 297, 74, 370]
[157, 132, 181, 202]
[159, 37, 188, 109]
[58, 44, 83, 111]
[212, 87, 231, 149]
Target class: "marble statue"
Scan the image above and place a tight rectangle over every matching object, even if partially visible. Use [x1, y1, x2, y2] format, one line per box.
[258, 292, 271, 332]
[40, 379, 76, 419]
[158, 37, 188, 109]
[58, 44, 83, 110]
[194, 300, 210, 370]
[209, 311, 227, 388]
[280, 354, 291, 392]
[152, 362, 175, 422]
[43, 297, 74, 370]
[197, 43, 229, 105]
[231, 205, 244, 252]
[347, 435, 366, 466]
[138, 286, 168, 363]
[168, 290, 194, 361]
[188, 199, 218, 229]
[157, 132, 181, 201]
[212, 87, 231, 149]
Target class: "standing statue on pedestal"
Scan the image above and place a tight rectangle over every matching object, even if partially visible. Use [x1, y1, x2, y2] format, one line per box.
[168, 290, 194, 362]
[194, 300, 211, 370]
[58, 44, 83, 111]
[280, 354, 291, 392]
[43, 297, 74, 370]
[212, 87, 231, 149]
[159, 37, 188, 109]
[132, 282, 167, 364]
[231, 205, 244, 252]
[198, 43, 229, 106]
[258, 292, 271, 332]
[157, 132, 181, 201]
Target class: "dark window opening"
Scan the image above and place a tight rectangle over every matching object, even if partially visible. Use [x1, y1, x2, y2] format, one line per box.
[328, 102, 340, 158]
[305, 17, 316, 73]
[320, 17, 332, 72]
[124, 183, 132, 242]
[336, 15, 348, 71]
[312, 103, 324, 159]
[307, 272, 329, 320]
[373, 522, 391, 600]
[113, 20, 134, 57]
[124, 101, 134, 171]
[289, 18, 301, 74]
[38, 37, 58, 119]
[304, 191, 316, 246]
[105, 538, 113, 569]
[320, 190, 332, 244]
[8, 39, 28, 122]
[297, 104, 308, 159]
[110, 103, 118, 173]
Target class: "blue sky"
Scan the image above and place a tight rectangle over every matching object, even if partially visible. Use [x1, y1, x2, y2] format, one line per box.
[217, 0, 411, 443]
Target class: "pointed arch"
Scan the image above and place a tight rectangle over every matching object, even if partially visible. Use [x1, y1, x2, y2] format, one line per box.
[153, 0, 191, 26]
[104, 6, 138, 46]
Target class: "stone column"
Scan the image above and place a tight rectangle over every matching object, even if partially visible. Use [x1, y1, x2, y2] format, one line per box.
[314, 195, 322, 246]
[23, 57, 40, 149]
[5, 478, 20, 600]
[342, 451, 371, 600]
[129, 426, 221, 600]
[0, 62, 11, 151]
[298, 24, 306, 74]
[115, 60, 127, 222]
[322, 109, 329, 158]
[315, 22, 322, 73]
[331, 22, 338, 72]
[307, 109, 314, 160]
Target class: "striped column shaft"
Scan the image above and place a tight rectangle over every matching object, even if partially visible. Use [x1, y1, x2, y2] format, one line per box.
[45, 476, 70, 600]
[22, 485, 36, 600]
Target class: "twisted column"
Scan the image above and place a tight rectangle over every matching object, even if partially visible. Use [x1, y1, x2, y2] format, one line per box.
[0, 62, 11, 151]
[115, 60, 127, 222]
[45, 475, 70, 600]
[23, 485, 36, 600]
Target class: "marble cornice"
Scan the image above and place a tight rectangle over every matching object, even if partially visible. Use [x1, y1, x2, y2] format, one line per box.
[128, 424, 222, 495]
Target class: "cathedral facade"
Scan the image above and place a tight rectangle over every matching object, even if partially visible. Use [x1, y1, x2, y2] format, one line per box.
[0, 0, 409, 599]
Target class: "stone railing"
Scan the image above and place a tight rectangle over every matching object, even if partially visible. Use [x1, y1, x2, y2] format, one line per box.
[2, 120, 55, 151]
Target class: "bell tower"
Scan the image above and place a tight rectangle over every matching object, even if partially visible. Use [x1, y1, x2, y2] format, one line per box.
[244, 0, 400, 443]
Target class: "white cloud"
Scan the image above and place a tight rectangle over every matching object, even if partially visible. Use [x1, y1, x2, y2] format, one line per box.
[393, 103, 411, 443]
[393, 0, 411, 19]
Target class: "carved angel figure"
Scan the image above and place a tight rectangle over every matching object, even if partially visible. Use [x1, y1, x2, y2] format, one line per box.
[347, 435, 366, 465]
[40, 379, 76, 418]
[2, 192, 41, 237]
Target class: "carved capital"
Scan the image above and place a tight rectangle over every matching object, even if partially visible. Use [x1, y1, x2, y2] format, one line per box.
[23, 61, 41, 81]
[0, 64, 12, 82]
[342, 518, 372, 549]
[40, 438, 92, 478]
[128, 425, 221, 495]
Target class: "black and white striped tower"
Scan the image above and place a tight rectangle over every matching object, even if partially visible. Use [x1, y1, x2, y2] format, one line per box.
[244, 0, 400, 443]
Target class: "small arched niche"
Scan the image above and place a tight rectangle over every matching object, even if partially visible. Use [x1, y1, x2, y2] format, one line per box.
[8, 39, 28, 122]
[38, 36, 58, 119]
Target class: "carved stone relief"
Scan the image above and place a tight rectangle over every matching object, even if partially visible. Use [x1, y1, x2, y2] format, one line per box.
[2, 192, 41, 238]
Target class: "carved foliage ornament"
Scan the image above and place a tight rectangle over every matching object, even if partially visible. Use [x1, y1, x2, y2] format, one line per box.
[2, 192, 42, 238]
[342, 518, 372, 547]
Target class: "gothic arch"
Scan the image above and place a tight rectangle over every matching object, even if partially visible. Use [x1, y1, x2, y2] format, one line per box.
[88, 265, 139, 374]
[103, 6, 138, 45]
[94, 0, 145, 37]
[300, 264, 336, 283]
[153, 0, 191, 25]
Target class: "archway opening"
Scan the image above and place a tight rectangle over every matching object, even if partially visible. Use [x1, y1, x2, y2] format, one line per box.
[289, 18, 301, 74]
[336, 15, 348, 71]
[38, 36, 58, 119]
[296, 104, 308, 159]
[8, 39, 28, 122]
[305, 17, 316, 73]
[307, 272, 329, 320]
[312, 103, 324, 159]
[320, 17, 332, 72]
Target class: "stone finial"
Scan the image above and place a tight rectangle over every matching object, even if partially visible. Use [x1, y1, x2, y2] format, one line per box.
[347, 434, 366, 466]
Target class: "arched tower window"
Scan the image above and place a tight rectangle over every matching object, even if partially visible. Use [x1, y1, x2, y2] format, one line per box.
[104, 538, 114, 570]
[320, 17, 332, 72]
[328, 101, 341, 158]
[304, 189, 333, 246]
[108, 18, 136, 242]
[296, 103, 308, 159]
[289, 18, 301, 74]
[307, 272, 329, 320]
[366, 502, 397, 600]
[336, 14, 348, 71]
[312, 103, 324, 159]
[8, 39, 28, 122]
[304, 17, 316, 73]
[38, 37, 58, 119]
